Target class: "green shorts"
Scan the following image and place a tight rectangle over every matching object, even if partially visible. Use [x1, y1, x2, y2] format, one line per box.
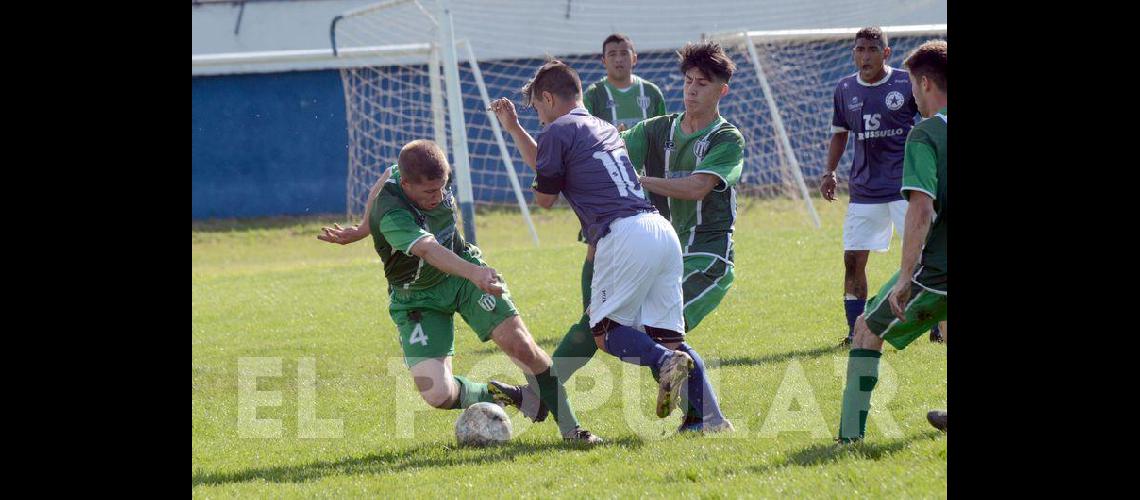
[388, 258, 519, 367]
[682, 255, 735, 332]
[863, 270, 947, 350]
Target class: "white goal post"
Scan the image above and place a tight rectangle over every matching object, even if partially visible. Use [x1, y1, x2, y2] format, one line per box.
[331, 0, 540, 246]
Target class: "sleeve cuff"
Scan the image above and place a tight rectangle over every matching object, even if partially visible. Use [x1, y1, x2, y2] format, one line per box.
[534, 174, 563, 195]
[402, 233, 432, 256]
[831, 125, 848, 133]
[692, 170, 729, 192]
[901, 186, 936, 200]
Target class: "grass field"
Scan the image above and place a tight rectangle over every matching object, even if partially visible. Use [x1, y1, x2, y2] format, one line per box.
[192, 197, 947, 498]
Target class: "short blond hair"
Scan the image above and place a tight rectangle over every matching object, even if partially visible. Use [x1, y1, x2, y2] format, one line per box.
[398, 140, 450, 183]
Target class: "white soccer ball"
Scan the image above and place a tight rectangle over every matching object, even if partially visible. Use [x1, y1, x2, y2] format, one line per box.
[455, 402, 512, 446]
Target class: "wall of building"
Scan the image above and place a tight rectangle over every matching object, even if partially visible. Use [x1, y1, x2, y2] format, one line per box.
[192, 70, 348, 219]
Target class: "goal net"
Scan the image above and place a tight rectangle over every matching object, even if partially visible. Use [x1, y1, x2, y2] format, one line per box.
[332, 0, 946, 233]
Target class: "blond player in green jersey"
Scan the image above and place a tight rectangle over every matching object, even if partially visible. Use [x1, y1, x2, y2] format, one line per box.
[317, 141, 602, 444]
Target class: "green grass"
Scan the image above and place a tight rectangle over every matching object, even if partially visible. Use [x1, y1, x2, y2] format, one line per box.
[192, 198, 946, 498]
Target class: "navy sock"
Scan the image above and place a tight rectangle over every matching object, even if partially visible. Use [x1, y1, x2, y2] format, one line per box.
[602, 323, 672, 371]
[844, 298, 866, 338]
[677, 343, 726, 423]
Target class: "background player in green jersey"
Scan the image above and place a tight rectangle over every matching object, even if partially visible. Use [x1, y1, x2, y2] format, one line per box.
[550, 41, 742, 434]
[554, 34, 671, 384]
[838, 40, 946, 443]
[318, 140, 601, 443]
[583, 33, 668, 133]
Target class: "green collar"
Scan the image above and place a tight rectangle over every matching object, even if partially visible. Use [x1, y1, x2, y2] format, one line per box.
[675, 112, 725, 139]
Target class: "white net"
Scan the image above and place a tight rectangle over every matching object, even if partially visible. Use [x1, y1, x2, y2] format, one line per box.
[711, 26, 947, 202]
[333, 0, 946, 224]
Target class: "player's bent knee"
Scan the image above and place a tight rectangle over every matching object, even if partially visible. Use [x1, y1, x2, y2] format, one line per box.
[591, 318, 616, 353]
[416, 379, 455, 409]
[852, 317, 884, 351]
[645, 325, 684, 346]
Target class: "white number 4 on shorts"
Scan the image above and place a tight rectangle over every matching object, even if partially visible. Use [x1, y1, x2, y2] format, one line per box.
[408, 323, 428, 346]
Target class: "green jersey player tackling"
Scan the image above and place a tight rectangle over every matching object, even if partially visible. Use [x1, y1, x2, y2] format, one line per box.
[551, 42, 743, 433]
[317, 140, 601, 443]
[838, 40, 947, 443]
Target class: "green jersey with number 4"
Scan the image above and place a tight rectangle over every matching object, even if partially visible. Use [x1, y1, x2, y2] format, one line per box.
[368, 166, 475, 291]
[621, 113, 745, 263]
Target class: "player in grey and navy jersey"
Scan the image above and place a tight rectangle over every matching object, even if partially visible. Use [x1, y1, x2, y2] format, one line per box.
[819, 27, 940, 345]
[492, 61, 726, 424]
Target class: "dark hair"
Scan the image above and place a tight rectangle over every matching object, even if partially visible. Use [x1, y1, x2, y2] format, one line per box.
[904, 40, 947, 92]
[678, 41, 736, 83]
[602, 33, 635, 54]
[855, 27, 889, 48]
[398, 139, 450, 183]
[520, 60, 583, 107]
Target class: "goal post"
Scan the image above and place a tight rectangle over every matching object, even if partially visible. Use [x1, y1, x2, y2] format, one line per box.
[330, 0, 540, 246]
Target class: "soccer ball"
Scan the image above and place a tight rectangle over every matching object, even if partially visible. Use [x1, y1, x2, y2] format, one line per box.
[455, 402, 512, 446]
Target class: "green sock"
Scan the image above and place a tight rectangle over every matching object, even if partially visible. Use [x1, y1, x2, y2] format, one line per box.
[551, 314, 597, 381]
[581, 258, 594, 312]
[450, 375, 493, 409]
[838, 349, 881, 440]
[527, 368, 580, 437]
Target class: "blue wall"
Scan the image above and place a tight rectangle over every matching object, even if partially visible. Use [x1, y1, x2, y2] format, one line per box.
[192, 70, 348, 219]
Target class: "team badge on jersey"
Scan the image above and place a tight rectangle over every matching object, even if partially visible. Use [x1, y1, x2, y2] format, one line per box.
[478, 293, 496, 312]
[694, 137, 712, 161]
[885, 91, 905, 111]
[637, 95, 650, 112]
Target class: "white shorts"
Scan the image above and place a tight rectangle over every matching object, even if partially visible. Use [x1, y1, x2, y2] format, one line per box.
[843, 200, 908, 251]
[589, 212, 685, 333]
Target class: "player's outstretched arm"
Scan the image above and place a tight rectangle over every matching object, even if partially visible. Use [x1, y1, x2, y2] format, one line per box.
[490, 98, 538, 169]
[409, 236, 504, 296]
[887, 191, 934, 320]
[317, 166, 392, 245]
[639, 172, 720, 201]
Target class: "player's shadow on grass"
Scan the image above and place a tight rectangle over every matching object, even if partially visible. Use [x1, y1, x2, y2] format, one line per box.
[714, 344, 845, 368]
[784, 430, 943, 465]
[739, 430, 943, 476]
[192, 435, 645, 487]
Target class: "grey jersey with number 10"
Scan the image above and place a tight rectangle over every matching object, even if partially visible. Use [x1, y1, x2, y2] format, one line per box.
[534, 108, 657, 245]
